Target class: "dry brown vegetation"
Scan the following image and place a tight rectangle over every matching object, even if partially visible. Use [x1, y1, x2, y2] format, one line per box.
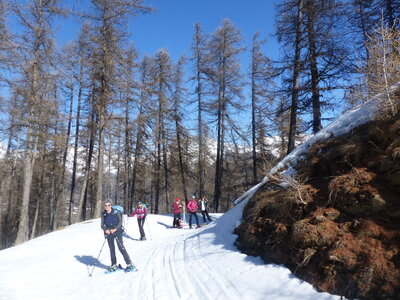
[235, 112, 400, 299]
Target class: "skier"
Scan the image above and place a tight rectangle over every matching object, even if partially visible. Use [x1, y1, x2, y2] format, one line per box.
[187, 195, 200, 229]
[130, 202, 147, 240]
[173, 197, 183, 228]
[101, 201, 135, 272]
[198, 195, 212, 225]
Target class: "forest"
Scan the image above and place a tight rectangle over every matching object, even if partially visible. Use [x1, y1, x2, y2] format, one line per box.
[0, 0, 399, 249]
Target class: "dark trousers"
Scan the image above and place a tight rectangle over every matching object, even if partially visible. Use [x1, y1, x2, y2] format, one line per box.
[173, 213, 181, 227]
[106, 230, 131, 265]
[200, 210, 212, 223]
[188, 212, 199, 227]
[137, 218, 146, 238]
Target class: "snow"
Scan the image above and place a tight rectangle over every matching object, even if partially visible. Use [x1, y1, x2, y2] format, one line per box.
[0, 207, 341, 300]
[2, 74, 392, 300]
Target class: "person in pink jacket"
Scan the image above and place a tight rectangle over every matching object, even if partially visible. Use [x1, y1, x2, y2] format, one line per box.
[173, 197, 183, 228]
[130, 202, 147, 240]
[187, 195, 200, 229]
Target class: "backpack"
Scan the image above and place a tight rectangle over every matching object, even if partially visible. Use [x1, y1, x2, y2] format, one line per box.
[112, 205, 126, 231]
[112, 205, 124, 215]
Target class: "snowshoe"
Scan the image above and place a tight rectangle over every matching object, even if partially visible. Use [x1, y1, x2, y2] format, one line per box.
[125, 263, 137, 272]
[108, 264, 118, 272]
[105, 264, 123, 274]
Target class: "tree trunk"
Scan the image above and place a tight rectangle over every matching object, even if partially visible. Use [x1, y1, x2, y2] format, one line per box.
[213, 87, 226, 213]
[306, 1, 322, 134]
[115, 135, 122, 202]
[130, 93, 146, 212]
[53, 86, 73, 230]
[251, 43, 258, 184]
[176, 121, 188, 203]
[154, 92, 163, 214]
[287, 0, 304, 154]
[1, 130, 20, 248]
[76, 114, 95, 222]
[76, 172, 88, 223]
[69, 63, 83, 224]
[15, 130, 38, 245]
[30, 169, 44, 240]
[161, 115, 170, 212]
[194, 23, 206, 198]
[123, 96, 131, 211]
[94, 91, 106, 218]
[154, 130, 161, 214]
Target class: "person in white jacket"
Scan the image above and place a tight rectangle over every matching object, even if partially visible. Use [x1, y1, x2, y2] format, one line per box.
[198, 196, 212, 225]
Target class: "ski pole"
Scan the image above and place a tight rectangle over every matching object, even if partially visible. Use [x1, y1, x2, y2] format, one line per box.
[125, 213, 129, 233]
[182, 205, 187, 229]
[89, 237, 107, 277]
[145, 215, 152, 240]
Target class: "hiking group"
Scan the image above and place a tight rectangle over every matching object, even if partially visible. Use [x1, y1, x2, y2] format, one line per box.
[100, 195, 212, 273]
[172, 195, 212, 229]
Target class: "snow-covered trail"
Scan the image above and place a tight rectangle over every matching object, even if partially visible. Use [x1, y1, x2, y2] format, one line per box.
[0, 204, 341, 300]
[131, 224, 242, 300]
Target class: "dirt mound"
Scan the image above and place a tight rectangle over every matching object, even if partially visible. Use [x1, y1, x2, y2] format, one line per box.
[235, 114, 400, 299]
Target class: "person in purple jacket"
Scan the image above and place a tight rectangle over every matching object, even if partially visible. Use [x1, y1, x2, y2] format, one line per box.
[187, 195, 200, 229]
[130, 202, 147, 240]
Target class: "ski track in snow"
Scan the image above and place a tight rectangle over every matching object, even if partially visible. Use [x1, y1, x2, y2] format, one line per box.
[191, 234, 241, 299]
[0, 213, 343, 300]
[130, 227, 241, 300]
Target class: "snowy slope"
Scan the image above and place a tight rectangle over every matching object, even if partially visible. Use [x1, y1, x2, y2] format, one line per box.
[0, 204, 341, 300]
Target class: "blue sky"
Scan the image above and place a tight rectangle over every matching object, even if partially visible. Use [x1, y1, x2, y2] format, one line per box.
[2, 0, 282, 142]
[63, 0, 281, 64]
[57, 0, 282, 135]
[128, 0, 280, 61]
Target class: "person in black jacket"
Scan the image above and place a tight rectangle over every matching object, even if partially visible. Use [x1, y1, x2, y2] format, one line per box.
[101, 201, 133, 271]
